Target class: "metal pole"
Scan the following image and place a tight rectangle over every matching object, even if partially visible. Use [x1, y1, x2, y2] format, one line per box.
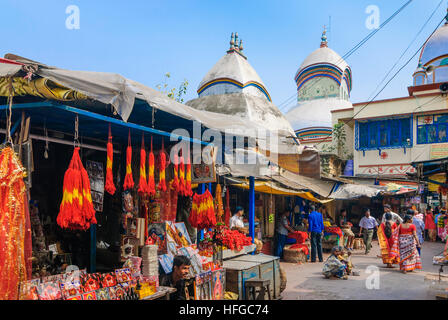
[249, 176, 255, 243]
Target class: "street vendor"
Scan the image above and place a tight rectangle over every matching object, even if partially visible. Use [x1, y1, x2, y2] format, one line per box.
[322, 246, 348, 280]
[339, 209, 354, 251]
[229, 206, 248, 235]
[275, 210, 295, 259]
[159, 255, 194, 300]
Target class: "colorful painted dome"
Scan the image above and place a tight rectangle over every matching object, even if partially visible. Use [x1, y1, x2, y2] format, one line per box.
[187, 33, 295, 137]
[413, 9, 448, 86]
[286, 27, 353, 138]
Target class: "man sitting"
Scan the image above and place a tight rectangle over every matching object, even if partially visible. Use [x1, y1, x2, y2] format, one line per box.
[322, 246, 348, 280]
[159, 255, 194, 300]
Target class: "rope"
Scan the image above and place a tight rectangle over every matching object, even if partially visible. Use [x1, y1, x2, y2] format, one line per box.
[74, 114, 80, 148]
[5, 77, 14, 145]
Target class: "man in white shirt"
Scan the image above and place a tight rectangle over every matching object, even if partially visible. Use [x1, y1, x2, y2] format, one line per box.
[381, 204, 403, 224]
[229, 206, 248, 234]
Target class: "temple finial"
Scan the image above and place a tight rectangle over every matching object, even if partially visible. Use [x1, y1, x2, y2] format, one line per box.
[234, 32, 239, 48]
[320, 25, 328, 47]
[445, 6, 448, 24]
[239, 39, 243, 51]
[230, 32, 235, 49]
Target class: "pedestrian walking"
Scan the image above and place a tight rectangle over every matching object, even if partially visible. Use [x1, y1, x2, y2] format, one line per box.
[358, 208, 378, 255]
[410, 209, 425, 256]
[381, 204, 403, 224]
[308, 205, 324, 262]
[398, 215, 422, 274]
[377, 213, 400, 268]
[424, 207, 437, 242]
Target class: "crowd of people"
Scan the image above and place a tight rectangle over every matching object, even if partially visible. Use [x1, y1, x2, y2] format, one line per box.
[322, 203, 448, 279]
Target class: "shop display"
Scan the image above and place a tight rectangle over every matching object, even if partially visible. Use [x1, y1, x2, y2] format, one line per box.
[173, 152, 179, 191]
[123, 131, 134, 191]
[86, 160, 104, 213]
[0, 146, 31, 300]
[105, 125, 116, 195]
[185, 155, 193, 197]
[57, 147, 96, 230]
[142, 245, 158, 277]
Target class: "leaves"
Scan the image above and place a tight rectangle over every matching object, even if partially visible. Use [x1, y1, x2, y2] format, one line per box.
[155, 73, 189, 103]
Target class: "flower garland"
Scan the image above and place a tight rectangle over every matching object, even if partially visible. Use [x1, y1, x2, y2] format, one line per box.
[189, 189, 216, 229]
[214, 184, 224, 223]
[157, 139, 167, 192]
[178, 150, 186, 196]
[147, 136, 156, 196]
[137, 135, 149, 196]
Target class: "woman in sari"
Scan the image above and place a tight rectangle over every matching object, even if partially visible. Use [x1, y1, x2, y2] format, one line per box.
[425, 208, 437, 242]
[436, 210, 447, 241]
[377, 213, 400, 268]
[398, 214, 422, 274]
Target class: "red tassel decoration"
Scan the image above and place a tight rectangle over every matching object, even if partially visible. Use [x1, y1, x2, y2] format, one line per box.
[147, 136, 156, 196]
[157, 139, 167, 192]
[105, 124, 116, 195]
[185, 153, 193, 197]
[123, 130, 134, 191]
[138, 134, 149, 196]
[178, 150, 185, 196]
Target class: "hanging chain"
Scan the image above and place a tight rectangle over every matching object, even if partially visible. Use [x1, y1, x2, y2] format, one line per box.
[74, 114, 80, 148]
[5, 77, 14, 145]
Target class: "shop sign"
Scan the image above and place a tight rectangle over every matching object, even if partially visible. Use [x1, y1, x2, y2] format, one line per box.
[430, 143, 448, 159]
[428, 173, 446, 192]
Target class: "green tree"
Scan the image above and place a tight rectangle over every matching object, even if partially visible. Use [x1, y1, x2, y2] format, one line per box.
[156, 72, 189, 103]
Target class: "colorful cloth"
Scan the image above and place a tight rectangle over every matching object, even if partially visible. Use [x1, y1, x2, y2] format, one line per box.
[413, 217, 425, 245]
[322, 255, 346, 278]
[398, 229, 422, 272]
[377, 222, 400, 265]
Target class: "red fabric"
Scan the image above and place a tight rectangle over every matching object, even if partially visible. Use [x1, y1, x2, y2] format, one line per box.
[325, 226, 343, 238]
[289, 244, 309, 255]
[137, 135, 149, 196]
[288, 231, 308, 244]
[399, 224, 416, 235]
[425, 213, 436, 230]
[104, 125, 116, 195]
[123, 131, 134, 191]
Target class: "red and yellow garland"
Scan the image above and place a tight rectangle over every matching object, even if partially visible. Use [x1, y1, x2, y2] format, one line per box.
[138, 135, 149, 196]
[147, 136, 156, 196]
[214, 184, 224, 223]
[157, 139, 167, 192]
[173, 153, 179, 192]
[104, 124, 116, 195]
[189, 189, 216, 230]
[57, 147, 96, 230]
[178, 150, 185, 195]
[185, 153, 193, 197]
[123, 130, 134, 191]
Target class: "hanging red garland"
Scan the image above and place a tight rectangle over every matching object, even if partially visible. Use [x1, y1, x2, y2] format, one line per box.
[138, 135, 149, 196]
[189, 189, 216, 230]
[178, 150, 185, 196]
[57, 147, 96, 230]
[185, 152, 193, 197]
[123, 130, 134, 191]
[173, 153, 179, 192]
[147, 136, 156, 196]
[105, 124, 116, 195]
[158, 139, 167, 192]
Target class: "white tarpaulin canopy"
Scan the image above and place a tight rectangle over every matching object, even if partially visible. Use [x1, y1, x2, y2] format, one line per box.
[329, 184, 384, 200]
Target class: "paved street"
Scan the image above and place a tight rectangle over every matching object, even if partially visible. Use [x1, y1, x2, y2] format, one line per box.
[281, 240, 446, 300]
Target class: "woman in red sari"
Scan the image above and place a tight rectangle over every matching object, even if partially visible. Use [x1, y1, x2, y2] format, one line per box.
[398, 214, 422, 274]
[377, 213, 400, 268]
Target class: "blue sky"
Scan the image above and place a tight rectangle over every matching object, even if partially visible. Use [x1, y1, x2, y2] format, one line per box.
[1, 0, 446, 113]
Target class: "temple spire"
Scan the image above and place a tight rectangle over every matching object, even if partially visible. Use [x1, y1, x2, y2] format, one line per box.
[320, 25, 328, 48]
[226, 32, 247, 59]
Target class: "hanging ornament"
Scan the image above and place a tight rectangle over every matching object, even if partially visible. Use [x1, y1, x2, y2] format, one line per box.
[138, 134, 149, 196]
[215, 184, 224, 223]
[147, 136, 156, 196]
[105, 124, 116, 195]
[178, 150, 186, 196]
[123, 130, 134, 191]
[173, 152, 179, 192]
[57, 147, 96, 230]
[224, 187, 231, 227]
[157, 139, 167, 192]
[185, 152, 193, 197]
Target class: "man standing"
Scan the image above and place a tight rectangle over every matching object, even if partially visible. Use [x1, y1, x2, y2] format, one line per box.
[275, 211, 295, 259]
[359, 208, 378, 255]
[382, 204, 403, 224]
[410, 209, 425, 256]
[308, 205, 324, 262]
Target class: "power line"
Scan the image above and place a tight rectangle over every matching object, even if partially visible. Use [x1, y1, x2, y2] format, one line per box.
[277, 0, 414, 112]
[347, 16, 446, 125]
[366, 0, 444, 101]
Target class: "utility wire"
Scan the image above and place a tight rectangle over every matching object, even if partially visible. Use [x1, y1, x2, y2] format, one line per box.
[367, 0, 444, 101]
[277, 0, 414, 112]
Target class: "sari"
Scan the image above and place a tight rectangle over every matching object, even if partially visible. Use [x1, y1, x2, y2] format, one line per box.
[377, 222, 400, 265]
[398, 225, 422, 272]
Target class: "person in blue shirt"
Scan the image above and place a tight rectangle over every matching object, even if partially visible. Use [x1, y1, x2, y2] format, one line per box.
[308, 205, 325, 262]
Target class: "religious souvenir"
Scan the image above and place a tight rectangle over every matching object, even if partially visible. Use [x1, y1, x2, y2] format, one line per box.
[82, 291, 97, 300]
[36, 281, 63, 300]
[100, 272, 117, 288]
[95, 288, 110, 300]
[115, 268, 132, 283]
